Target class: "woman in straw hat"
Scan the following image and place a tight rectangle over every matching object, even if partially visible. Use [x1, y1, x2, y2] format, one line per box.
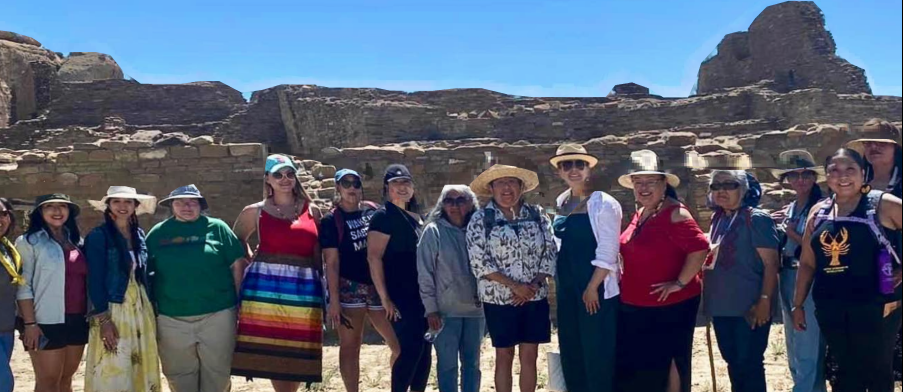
[845, 118, 902, 384]
[0, 198, 21, 392]
[790, 147, 902, 392]
[703, 161, 780, 392]
[466, 164, 557, 392]
[83, 186, 161, 392]
[148, 184, 247, 392]
[15, 194, 87, 392]
[548, 144, 622, 392]
[230, 154, 325, 391]
[615, 150, 709, 392]
[367, 164, 431, 392]
[768, 151, 827, 392]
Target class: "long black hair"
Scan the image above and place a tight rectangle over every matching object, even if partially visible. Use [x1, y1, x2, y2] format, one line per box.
[102, 200, 142, 270]
[25, 203, 81, 245]
[0, 198, 16, 239]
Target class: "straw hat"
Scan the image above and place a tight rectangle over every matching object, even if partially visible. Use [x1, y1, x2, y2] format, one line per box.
[89, 186, 157, 216]
[549, 144, 598, 168]
[768, 150, 826, 183]
[470, 164, 539, 196]
[845, 119, 901, 155]
[617, 150, 681, 189]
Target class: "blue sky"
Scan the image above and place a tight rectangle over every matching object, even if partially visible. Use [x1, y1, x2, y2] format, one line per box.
[3, 0, 901, 97]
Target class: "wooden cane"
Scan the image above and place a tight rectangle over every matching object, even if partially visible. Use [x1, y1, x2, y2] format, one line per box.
[706, 322, 718, 392]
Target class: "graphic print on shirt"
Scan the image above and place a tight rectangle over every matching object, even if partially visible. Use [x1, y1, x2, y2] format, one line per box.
[820, 228, 850, 273]
[347, 214, 373, 252]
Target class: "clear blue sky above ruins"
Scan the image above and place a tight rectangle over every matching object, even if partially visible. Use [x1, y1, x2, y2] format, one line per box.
[3, 0, 901, 97]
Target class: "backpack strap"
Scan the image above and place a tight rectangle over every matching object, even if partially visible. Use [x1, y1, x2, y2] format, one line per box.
[333, 206, 345, 245]
[865, 191, 901, 265]
[483, 207, 497, 243]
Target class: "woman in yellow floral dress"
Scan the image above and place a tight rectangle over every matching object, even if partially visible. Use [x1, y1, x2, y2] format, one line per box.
[84, 186, 161, 392]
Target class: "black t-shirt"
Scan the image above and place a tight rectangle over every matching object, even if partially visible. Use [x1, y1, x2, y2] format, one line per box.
[368, 203, 423, 315]
[319, 207, 377, 284]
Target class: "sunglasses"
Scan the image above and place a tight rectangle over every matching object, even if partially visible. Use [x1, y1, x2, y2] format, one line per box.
[270, 170, 296, 180]
[442, 196, 470, 207]
[709, 182, 741, 191]
[784, 171, 816, 182]
[340, 179, 363, 189]
[558, 160, 588, 171]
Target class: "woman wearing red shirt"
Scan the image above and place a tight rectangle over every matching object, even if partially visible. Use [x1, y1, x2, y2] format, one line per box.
[614, 151, 710, 392]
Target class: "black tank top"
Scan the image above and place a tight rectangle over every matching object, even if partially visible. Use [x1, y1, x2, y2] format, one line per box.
[810, 196, 884, 304]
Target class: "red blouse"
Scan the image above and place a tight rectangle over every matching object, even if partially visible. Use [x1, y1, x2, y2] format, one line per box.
[64, 247, 88, 314]
[257, 205, 318, 257]
[619, 204, 709, 307]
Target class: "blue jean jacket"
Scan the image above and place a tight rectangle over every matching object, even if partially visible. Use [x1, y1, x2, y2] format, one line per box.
[84, 225, 151, 317]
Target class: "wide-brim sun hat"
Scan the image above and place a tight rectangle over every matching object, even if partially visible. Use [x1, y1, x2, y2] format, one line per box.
[34, 193, 81, 217]
[617, 150, 681, 189]
[158, 184, 209, 211]
[549, 143, 599, 168]
[470, 164, 540, 196]
[768, 149, 826, 183]
[88, 186, 157, 216]
[845, 119, 902, 155]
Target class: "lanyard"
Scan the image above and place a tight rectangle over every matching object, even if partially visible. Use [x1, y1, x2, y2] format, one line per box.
[710, 211, 740, 245]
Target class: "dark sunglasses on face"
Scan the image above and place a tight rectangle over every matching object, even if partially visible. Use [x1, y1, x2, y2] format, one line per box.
[709, 182, 741, 191]
[785, 171, 816, 182]
[340, 179, 363, 189]
[558, 160, 588, 171]
[270, 171, 296, 180]
[442, 196, 470, 207]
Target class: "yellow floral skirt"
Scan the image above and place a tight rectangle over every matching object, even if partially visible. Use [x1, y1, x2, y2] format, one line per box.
[85, 276, 161, 392]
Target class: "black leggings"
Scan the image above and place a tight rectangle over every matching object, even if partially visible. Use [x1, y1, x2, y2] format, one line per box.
[391, 314, 432, 392]
[816, 300, 899, 392]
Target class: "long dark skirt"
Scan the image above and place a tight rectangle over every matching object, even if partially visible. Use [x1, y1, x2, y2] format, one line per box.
[615, 296, 701, 392]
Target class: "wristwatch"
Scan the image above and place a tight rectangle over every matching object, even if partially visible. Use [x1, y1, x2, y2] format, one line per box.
[674, 280, 686, 289]
[790, 305, 804, 312]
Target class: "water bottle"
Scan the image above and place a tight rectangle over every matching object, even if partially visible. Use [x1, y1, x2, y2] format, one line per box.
[424, 324, 444, 343]
[877, 248, 895, 295]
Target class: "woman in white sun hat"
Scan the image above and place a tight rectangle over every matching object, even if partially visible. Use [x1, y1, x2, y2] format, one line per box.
[83, 186, 161, 392]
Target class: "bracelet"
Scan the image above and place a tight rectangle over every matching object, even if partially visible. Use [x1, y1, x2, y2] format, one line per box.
[674, 280, 686, 289]
[23, 321, 37, 327]
[760, 294, 770, 300]
[790, 305, 804, 312]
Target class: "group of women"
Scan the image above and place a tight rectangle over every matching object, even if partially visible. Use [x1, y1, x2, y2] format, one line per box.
[0, 118, 900, 392]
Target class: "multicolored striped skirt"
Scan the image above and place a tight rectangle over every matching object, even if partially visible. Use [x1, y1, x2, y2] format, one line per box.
[231, 253, 324, 383]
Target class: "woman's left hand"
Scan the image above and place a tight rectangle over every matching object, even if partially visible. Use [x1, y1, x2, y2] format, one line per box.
[650, 281, 684, 302]
[746, 299, 771, 329]
[100, 320, 119, 353]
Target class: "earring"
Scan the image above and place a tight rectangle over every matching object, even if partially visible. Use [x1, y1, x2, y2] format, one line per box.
[860, 184, 872, 194]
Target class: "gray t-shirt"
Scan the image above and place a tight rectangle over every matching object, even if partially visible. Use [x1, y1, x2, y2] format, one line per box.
[0, 245, 17, 333]
[703, 208, 779, 317]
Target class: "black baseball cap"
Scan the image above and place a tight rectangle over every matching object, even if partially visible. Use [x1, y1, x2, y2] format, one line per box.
[384, 164, 413, 184]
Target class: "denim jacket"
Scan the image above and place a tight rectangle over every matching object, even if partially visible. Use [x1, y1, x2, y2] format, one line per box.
[84, 225, 151, 317]
[15, 230, 85, 325]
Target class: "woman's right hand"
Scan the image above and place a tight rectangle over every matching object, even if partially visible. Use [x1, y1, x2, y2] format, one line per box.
[101, 320, 120, 352]
[327, 300, 342, 329]
[791, 307, 807, 331]
[23, 324, 43, 351]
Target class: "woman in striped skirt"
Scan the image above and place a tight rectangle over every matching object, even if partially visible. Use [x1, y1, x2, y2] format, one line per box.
[231, 154, 324, 391]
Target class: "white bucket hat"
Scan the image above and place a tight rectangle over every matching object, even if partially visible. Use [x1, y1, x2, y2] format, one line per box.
[88, 186, 157, 216]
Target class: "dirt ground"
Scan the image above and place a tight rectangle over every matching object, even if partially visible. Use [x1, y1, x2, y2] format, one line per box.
[8, 325, 902, 391]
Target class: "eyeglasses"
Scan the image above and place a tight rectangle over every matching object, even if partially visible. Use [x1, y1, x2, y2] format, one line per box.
[558, 160, 588, 171]
[340, 179, 363, 189]
[709, 182, 741, 191]
[270, 171, 296, 180]
[784, 171, 816, 182]
[442, 196, 471, 207]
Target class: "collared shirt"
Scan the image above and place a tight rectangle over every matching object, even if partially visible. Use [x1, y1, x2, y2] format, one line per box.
[467, 200, 558, 306]
[16, 230, 84, 325]
[554, 190, 623, 299]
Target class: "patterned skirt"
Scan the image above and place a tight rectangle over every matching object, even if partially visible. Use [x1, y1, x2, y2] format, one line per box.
[85, 276, 161, 392]
[231, 253, 324, 383]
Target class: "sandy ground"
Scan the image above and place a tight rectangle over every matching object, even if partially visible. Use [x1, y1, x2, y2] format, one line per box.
[8, 325, 902, 391]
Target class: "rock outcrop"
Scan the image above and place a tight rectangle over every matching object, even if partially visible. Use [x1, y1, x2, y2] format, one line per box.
[0, 30, 42, 47]
[57, 52, 124, 82]
[697, 1, 870, 95]
[0, 38, 61, 125]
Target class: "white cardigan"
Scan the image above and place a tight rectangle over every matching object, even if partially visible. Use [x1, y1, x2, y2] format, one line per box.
[555, 190, 623, 300]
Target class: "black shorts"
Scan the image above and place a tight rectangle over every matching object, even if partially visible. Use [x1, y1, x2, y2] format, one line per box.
[17, 314, 89, 351]
[484, 299, 552, 348]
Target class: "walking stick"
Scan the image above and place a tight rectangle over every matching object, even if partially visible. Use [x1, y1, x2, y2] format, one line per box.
[705, 321, 718, 392]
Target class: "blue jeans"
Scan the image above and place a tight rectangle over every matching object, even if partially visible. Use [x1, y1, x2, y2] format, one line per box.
[712, 316, 771, 392]
[433, 317, 485, 392]
[779, 269, 827, 392]
[0, 332, 13, 392]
